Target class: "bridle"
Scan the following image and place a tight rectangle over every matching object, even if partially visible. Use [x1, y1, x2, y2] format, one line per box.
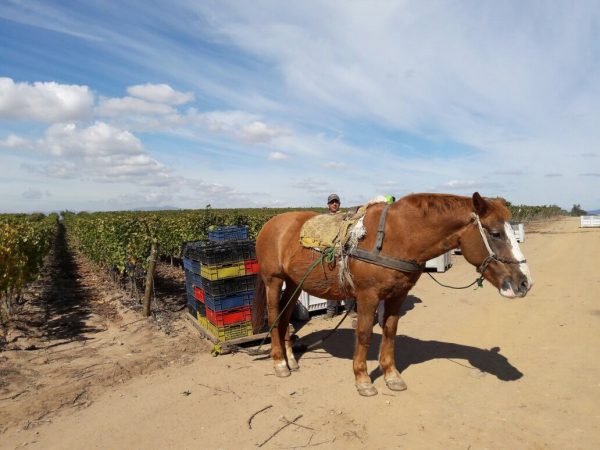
[471, 213, 527, 275]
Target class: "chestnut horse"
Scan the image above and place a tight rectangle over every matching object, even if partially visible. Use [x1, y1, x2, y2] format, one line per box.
[252, 192, 532, 396]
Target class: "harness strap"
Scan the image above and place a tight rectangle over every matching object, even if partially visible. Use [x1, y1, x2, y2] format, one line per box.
[348, 204, 424, 273]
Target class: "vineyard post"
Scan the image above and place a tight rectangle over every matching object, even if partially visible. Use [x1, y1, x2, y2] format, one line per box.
[143, 239, 158, 317]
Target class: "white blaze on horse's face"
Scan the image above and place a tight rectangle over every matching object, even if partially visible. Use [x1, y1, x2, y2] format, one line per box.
[500, 222, 533, 297]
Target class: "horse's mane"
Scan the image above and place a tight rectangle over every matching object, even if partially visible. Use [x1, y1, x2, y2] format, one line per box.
[399, 193, 510, 220]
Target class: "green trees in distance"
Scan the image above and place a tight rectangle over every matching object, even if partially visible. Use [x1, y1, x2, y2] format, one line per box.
[569, 204, 587, 216]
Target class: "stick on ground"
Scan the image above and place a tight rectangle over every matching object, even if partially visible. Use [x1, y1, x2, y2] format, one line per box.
[248, 404, 273, 429]
[257, 414, 303, 447]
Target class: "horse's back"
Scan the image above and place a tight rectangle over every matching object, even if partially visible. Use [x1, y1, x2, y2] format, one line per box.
[256, 211, 319, 273]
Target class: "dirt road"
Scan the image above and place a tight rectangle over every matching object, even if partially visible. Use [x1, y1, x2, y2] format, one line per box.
[2, 217, 599, 449]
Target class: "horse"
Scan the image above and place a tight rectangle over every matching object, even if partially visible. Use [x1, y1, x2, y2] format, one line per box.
[251, 192, 533, 396]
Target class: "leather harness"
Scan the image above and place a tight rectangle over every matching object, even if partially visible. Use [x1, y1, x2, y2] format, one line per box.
[346, 204, 425, 273]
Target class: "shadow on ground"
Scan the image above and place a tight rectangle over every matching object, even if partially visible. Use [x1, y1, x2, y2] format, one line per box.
[292, 293, 522, 383]
[22, 223, 101, 343]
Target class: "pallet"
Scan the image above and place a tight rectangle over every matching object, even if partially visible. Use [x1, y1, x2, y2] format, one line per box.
[184, 313, 273, 355]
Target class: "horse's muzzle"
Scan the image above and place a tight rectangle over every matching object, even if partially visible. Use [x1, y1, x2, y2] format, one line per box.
[500, 273, 531, 298]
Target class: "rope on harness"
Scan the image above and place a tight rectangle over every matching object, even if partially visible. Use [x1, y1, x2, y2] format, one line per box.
[247, 247, 337, 357]
[426, 271, 484, 290]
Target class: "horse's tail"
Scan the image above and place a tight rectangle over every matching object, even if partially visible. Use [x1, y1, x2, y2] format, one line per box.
[252, 275, 267, 333]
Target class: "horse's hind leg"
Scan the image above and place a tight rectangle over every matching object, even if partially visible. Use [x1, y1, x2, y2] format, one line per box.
[379, 295, 408, 391]
[280, 280, 301, 371]
[265, 277, 290, 377]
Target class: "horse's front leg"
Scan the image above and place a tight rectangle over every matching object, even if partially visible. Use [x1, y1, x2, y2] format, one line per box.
[379, 295, 408, 391]
[353, 294, 379, 396]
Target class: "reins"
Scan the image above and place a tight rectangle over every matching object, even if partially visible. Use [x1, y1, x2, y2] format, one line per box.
[426, 271, 485, 290]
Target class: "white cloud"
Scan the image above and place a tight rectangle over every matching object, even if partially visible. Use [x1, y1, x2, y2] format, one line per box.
[0, 134, 28, 148]
[0, 77, 93, 122]
[21, 188, 50, 200]
[321, 161, 348, 171]
[127, 83, 194, 105]
[268, 151, 289, 160]
[96, 96, 176, 117]
[11, 122, 173, 186]
[239, 121, 288, 143]
[438, 180, 482, 190]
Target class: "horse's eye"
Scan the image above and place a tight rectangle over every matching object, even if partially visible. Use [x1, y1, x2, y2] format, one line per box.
[490, 231, 502, 239]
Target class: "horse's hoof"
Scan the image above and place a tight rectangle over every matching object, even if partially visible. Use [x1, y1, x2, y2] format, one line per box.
[274, 364, 291, 378]
[385, 376, 407, 391]
[288, 359, 299, 371]
[355, 382, 378, 397]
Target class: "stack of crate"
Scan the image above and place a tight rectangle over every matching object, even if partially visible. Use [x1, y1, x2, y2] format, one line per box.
[182, 226, 260, 341]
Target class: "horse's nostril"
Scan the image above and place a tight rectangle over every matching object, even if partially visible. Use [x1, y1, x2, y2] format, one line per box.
[520, 277, 529, 291]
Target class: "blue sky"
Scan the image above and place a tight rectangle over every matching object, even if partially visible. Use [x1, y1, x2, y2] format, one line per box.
[1, 0, 599, 212]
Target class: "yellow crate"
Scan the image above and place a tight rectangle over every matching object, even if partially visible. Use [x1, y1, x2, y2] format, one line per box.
[205, 320, 253, 341]
[200, 262, 246, 281]
[198, 314, 208, 329]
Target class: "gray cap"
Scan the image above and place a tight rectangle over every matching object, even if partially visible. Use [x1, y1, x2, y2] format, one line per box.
[327, 193, 340, 204]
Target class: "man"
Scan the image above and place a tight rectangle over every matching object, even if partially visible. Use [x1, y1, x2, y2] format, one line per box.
[327, 193, 341, 214]
[324, 194, 357, 319]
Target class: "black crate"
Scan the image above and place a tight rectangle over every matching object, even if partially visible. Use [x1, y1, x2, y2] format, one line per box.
[182, 240, 256, 266]
[201, 274, 257, 299]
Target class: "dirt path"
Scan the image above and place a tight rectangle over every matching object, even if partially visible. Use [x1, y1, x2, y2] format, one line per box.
[2, 217, 599, 449]
[0, 224, 206, 434]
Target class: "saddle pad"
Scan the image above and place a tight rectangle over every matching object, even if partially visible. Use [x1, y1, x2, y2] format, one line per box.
[300, 197, 389, 250]
[300, 212, 345, 249]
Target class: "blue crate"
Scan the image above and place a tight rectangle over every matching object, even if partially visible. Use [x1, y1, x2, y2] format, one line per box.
[208, 226, 248, 242]
[187, 297, 202, 316]
[184, 269, 202, 289]
[186, 290, 193, 303]
[183, 257, 201, 274]
[203, 290, 254, 312]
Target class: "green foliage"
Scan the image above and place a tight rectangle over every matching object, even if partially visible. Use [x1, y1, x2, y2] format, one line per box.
[63, 207, 319, 274]
[569, 204, 587, 216]
[506, 204, 566, 222]
[63, 199, 565, 276]
[0, 213, 57, 311]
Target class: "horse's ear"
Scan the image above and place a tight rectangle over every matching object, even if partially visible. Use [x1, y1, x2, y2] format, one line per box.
[472, 192, 489, 216]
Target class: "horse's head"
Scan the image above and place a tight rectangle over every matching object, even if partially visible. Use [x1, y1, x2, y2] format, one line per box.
[459, 192, 533, 298]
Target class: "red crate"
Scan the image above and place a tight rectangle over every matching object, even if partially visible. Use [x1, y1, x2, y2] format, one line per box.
[206, 305, 252, 327]
[194, 286, 205, 303]
[244, 259, 259, 275]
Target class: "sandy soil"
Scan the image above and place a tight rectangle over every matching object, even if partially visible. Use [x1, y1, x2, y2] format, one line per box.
[1, 217, 599, 449]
